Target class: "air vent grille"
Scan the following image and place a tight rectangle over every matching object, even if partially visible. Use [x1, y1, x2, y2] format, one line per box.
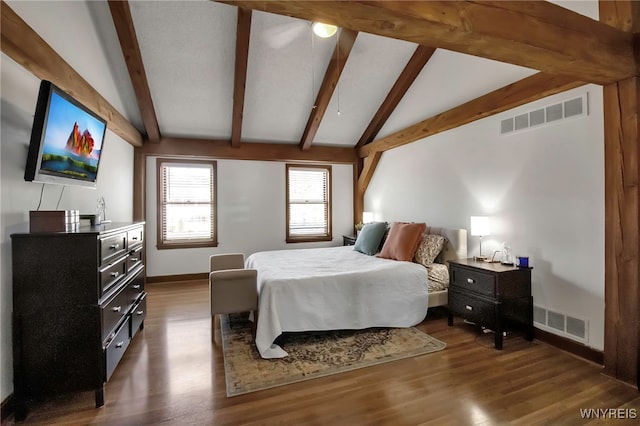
[500, 93, 588, 135]
[533, 305, 588, 343]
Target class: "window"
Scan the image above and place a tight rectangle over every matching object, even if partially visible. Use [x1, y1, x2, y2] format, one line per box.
[286, 164, 332, 242]
[157, 158, 217, 249]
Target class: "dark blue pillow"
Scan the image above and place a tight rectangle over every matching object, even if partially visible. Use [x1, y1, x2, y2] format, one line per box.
[353, 222, 388, 255]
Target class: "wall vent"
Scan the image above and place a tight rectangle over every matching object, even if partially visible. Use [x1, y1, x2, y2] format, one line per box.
[533, 305, 588, 344]
[500, 93, 588, 135]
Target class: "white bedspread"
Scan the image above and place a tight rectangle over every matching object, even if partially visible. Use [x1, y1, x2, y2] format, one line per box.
[246, 245, 429, 358]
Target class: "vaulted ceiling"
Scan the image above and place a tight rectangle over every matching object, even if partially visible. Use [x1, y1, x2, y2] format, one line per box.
[115, 0, 600, 150]
[1, 0, 631, 167]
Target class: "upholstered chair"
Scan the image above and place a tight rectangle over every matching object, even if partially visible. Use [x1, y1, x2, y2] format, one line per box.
[209, 253, 258, 343]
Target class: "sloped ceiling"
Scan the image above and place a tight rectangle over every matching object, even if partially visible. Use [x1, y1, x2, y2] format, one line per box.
[3, 0, 606, 154]
[127, 0, 540, 146]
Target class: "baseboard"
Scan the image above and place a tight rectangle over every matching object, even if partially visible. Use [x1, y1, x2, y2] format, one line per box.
[534, 327, 604, 365]
[146, 272, 208, 284]
[1, 393, 13, 424]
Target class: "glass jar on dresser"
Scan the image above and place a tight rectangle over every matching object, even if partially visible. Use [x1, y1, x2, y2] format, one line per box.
[11, 221, 146, 420]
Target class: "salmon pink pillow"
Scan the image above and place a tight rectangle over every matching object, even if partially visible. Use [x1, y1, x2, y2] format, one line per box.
[378, 222, 426, 261]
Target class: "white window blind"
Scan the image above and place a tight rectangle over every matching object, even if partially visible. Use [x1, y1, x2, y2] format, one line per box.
[287, 165, 331, 240]
[158, 160, 216, 247]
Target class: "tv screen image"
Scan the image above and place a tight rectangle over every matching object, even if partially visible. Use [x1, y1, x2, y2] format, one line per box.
[25, 81, 107, 188]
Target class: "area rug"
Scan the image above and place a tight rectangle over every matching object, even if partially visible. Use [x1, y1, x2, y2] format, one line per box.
[220, 313, 446, 397]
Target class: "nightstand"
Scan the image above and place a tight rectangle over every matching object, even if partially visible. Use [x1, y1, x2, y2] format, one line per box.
[447, 259, 533, 349]
[342, 235, 357, 246]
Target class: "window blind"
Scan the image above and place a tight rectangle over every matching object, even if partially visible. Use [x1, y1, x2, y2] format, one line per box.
[159, 161, 216, 245]
[287, 166, 330, 238]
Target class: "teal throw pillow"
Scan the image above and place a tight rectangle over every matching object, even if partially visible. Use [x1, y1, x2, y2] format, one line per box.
[353, 222, 388, 255]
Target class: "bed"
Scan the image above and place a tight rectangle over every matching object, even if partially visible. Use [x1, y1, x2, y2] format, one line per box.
[245, 225, 467, 359]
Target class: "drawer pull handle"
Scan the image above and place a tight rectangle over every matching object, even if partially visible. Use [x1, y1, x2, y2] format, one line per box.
[136, 310, 144, 316]
[130, 258, 139, 263]
[132, 236, 138, 240]
[110, 244, 120, 250]
[132, 284, 141, 290]
[467, 278, 475, 284]
[115, 341, 125, 348]
[110, 272, 119, 278]
[112, 306, 122, 313]
[465, 305, 473, 311]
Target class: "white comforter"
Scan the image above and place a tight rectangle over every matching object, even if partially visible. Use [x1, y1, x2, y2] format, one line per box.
[245, 245, 429, 358]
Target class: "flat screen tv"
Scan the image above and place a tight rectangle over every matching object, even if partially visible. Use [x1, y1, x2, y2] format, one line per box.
[24, 80, 107, 188]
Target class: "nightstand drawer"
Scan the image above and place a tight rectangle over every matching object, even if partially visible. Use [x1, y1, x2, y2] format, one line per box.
[343, 235, 356, 246]
[448, 288, 496, 327]
[451, 266, 495, 297]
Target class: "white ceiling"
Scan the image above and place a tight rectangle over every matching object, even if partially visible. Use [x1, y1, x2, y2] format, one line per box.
[4, 0, 600, 148]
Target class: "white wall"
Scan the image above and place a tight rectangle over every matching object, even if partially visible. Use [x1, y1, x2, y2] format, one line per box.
[366, 84, 605, 349]
[0, 54, 135, 401]
[145, 157, 353, 277]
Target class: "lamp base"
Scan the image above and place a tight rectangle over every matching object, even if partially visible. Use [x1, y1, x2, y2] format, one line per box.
[473, 255, 487, 261]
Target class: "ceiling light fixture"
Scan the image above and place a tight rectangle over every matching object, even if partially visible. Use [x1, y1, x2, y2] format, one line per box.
[312, 22, 337, 38]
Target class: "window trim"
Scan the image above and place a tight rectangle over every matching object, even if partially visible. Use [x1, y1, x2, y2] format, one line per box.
[286, 163, 332, 243]
[156, 157, 218, 250]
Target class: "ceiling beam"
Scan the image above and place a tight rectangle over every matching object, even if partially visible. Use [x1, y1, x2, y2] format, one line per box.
[359, 72, 586, 158]
[357, 151, 383, 195]
[231, 8, 252, 148]
[141, 138, 357, 164]
[0, 1, 143, 147]
[216, 1, 635, 85]
[356, 45, 436, 148]
[299, 29, 358, 150]
[108, 0, 161, 143]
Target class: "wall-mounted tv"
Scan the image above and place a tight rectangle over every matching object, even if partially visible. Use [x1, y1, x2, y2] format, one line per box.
[24, 80, 107, 188]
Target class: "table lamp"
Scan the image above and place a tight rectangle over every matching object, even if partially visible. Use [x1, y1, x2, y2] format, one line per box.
[470, 216, 490, 261]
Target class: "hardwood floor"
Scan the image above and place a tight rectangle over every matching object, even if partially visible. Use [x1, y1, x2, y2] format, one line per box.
[7, 280, 640, 425]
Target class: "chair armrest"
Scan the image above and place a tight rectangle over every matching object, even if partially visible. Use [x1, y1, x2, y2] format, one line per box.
[209, 269, 258, 315]
[209, 268, 257, 282]
[210, 253, 245, 271]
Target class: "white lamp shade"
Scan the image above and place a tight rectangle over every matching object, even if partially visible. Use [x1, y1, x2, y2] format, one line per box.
[362, 212, 374, 224]
[312, 22, 337, 38]
[470, 216, 490, 236]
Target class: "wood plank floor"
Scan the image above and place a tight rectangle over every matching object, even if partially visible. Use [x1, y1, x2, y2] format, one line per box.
[8, 280, 640, 425]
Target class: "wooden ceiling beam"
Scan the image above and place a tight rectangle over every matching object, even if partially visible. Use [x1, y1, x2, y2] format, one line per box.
[1, 1, 143, 147]
[299, 29, 358, 150]
[216, 0, 635, 85]
[108, 0, 161, 143]
[141, 138, 357, 164]
[231, 8, 252, 148]
[356, 45, 436, 148]
[357, 151, 383, 195]
[359, 72, 586, 158]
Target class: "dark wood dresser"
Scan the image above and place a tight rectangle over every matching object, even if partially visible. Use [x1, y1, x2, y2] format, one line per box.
[11, 221, 146, 418]
[447, 259, 533, 349]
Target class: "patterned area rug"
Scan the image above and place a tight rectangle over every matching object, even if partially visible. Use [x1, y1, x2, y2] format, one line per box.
[221, 313, 446, 397]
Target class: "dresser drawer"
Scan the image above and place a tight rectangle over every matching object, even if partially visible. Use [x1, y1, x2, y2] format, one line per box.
[100, 233, 127, 266]
[451, 265, 496, 297]
[131, 294, 146, 338]
[127, 267, 145, 306]
[104, 318, 131, 381]
[100, 256, 127, 295]
[127, 227, 144, 249]
[127, 246, 143, 273]
[448, 288, 496, 327]
[101, 284, 130, 341]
